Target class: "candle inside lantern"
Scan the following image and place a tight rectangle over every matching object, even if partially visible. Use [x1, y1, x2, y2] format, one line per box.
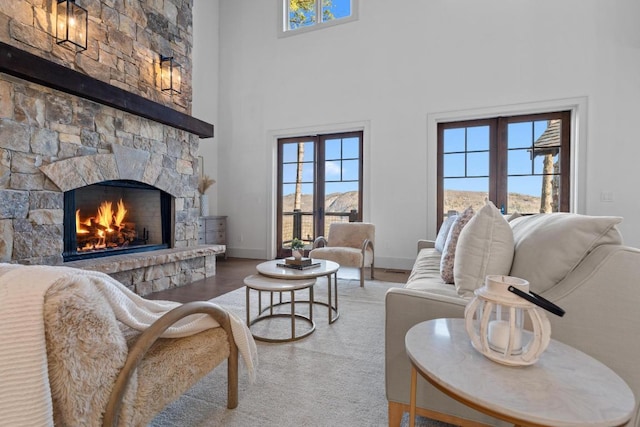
[488, 320, 522, 351]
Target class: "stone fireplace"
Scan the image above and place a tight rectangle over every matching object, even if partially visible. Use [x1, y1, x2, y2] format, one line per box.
[0, 0, 220, 295]
[64, 179, 171, 261]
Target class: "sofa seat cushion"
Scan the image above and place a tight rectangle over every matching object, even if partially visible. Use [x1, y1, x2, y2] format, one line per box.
[408, 248, 443, 283]
[404, 278, 467, 299]
[509, 213, 623, 293]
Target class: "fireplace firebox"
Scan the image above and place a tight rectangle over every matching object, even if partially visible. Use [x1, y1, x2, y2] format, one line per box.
[63, 180, 172, 261]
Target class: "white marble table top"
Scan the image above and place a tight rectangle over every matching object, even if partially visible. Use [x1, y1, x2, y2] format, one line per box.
[243, 274, 316, 292]
[256, 259, 339, 279]
[406, 318, 635, 427]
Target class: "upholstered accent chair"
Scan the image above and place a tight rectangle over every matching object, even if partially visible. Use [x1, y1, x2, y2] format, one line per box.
[43, 278, 239, 427]
[309, 222, 375, 287]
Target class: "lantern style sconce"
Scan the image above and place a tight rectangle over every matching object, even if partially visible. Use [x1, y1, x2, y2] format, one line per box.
[464, 275, 564, 366]
[56, 0, 88, 52]
[160, 55, 182, 94]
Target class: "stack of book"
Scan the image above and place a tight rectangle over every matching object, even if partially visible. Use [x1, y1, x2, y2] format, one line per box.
[277, 257, 321, 270]
[285, 257, 312, 266]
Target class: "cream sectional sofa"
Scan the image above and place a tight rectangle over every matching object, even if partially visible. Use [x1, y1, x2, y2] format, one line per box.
[385, 209, 640, 426]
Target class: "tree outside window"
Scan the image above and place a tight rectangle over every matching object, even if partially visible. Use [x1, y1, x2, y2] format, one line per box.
[286, 0, 353, 31]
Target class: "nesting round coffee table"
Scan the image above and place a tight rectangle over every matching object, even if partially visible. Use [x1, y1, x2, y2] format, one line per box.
[244, 274, 316, 343]
[255, 259, 340, 324]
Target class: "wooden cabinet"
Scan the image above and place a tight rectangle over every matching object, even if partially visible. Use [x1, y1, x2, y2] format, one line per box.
[198, 215, 227, 257]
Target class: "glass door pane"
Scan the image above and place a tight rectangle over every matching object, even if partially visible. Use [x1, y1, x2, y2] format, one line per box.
[280, 139, 315, 254]
[442, 126, 490, 215]
[321, 135, 361, 237]
[506, 119, 562, 214]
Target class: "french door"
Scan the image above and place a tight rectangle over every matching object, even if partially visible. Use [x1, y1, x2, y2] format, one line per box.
[276, 131, 363, 258]
[437, 111, 571, 227]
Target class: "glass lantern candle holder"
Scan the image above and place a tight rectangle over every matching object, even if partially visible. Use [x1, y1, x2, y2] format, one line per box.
[464, 275, 551, 366]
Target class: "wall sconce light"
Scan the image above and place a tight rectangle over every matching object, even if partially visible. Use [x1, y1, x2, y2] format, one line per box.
[160, 55, 182, 94]
[56, 0, 89, 52]
[56, 0, 88, 52]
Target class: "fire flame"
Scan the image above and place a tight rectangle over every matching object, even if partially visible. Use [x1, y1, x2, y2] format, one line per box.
[76, 210, 90, 234]
[76, 199, 130, 250]
[96, 201, 114, 231]
[114, 199, 127, 227]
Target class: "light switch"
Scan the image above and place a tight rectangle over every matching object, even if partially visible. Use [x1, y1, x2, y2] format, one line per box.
[600, 191, 614, 202]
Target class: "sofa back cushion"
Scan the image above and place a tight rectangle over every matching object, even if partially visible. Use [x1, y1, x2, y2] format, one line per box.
[509, 213, 623, 293]
[440, 206, 474, 283]
[453, 201, 515, 297]
[435, 214, 458, 253]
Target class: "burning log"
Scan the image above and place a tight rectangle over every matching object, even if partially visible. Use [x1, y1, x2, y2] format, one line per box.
[76, 199, 137, 252]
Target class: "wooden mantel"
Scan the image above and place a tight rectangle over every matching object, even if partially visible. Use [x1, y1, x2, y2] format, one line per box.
[0, 41, 214, 138]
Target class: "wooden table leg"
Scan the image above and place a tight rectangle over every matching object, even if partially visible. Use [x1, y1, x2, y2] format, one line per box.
[409, 365, 417, 427]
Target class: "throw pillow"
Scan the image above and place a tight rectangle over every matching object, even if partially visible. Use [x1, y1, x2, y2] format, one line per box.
[435, 214, 458, 253]
[440, 206, 474, 283]
[507, 212, 521, 222]
[453, 201, 515, 297]
[509, 213, 623, 293]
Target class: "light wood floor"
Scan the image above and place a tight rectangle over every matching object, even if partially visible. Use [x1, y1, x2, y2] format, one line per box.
[147, 257, 410, 303]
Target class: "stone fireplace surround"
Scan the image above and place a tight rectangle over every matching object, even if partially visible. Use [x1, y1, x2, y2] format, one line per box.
[0, 73, 225, 295]
[0, 76, 223, 294]
[0, 0, 221, 295]
[0, 74, 223, 294]
[49, 144, 224, 295]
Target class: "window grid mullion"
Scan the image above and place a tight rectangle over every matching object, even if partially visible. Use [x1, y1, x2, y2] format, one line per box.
[494, 117, 506, 212]
[464, 128, 468, 177]
[530, 122, 535, 175]
[316, 0, 322, 24]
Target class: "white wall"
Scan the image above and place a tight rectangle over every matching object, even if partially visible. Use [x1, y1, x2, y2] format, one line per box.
[193, 0, 220, 214]
[197, 0, 640, 268]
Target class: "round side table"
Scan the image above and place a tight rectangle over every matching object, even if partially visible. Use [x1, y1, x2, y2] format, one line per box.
[405, 318, 635, 427]
[244, 274, 316, 343]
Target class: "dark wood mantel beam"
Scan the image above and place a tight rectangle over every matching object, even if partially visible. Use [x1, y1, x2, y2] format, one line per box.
[0, 41, 214, 139]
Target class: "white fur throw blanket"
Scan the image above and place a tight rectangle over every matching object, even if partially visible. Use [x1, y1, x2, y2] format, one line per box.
[0, 263, 257, 427]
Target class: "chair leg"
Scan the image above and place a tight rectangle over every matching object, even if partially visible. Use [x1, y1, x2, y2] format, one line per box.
[227, 347, 238, 409]
[360, 266, 365, 287]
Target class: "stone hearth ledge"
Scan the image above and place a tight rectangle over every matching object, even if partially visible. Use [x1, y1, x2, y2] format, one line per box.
[64, 245, 225, 296]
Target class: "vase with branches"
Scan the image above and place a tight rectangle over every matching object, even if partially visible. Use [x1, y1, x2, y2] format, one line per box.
[198, 175, 215, 195]
[198, 175, 215, 216]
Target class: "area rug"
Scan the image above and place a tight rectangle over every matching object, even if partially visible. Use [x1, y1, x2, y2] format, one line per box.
[149, 277, 453, 427]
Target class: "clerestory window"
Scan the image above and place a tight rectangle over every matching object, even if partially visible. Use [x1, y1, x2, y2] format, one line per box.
[280, 0, 358, 36]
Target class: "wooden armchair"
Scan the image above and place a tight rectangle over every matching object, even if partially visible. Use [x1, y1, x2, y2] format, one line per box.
[309, 222, 375, 287]
[43, 278, 238, 427]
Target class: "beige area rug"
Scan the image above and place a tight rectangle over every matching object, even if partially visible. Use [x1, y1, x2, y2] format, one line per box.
[149, 275, 453, 427]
